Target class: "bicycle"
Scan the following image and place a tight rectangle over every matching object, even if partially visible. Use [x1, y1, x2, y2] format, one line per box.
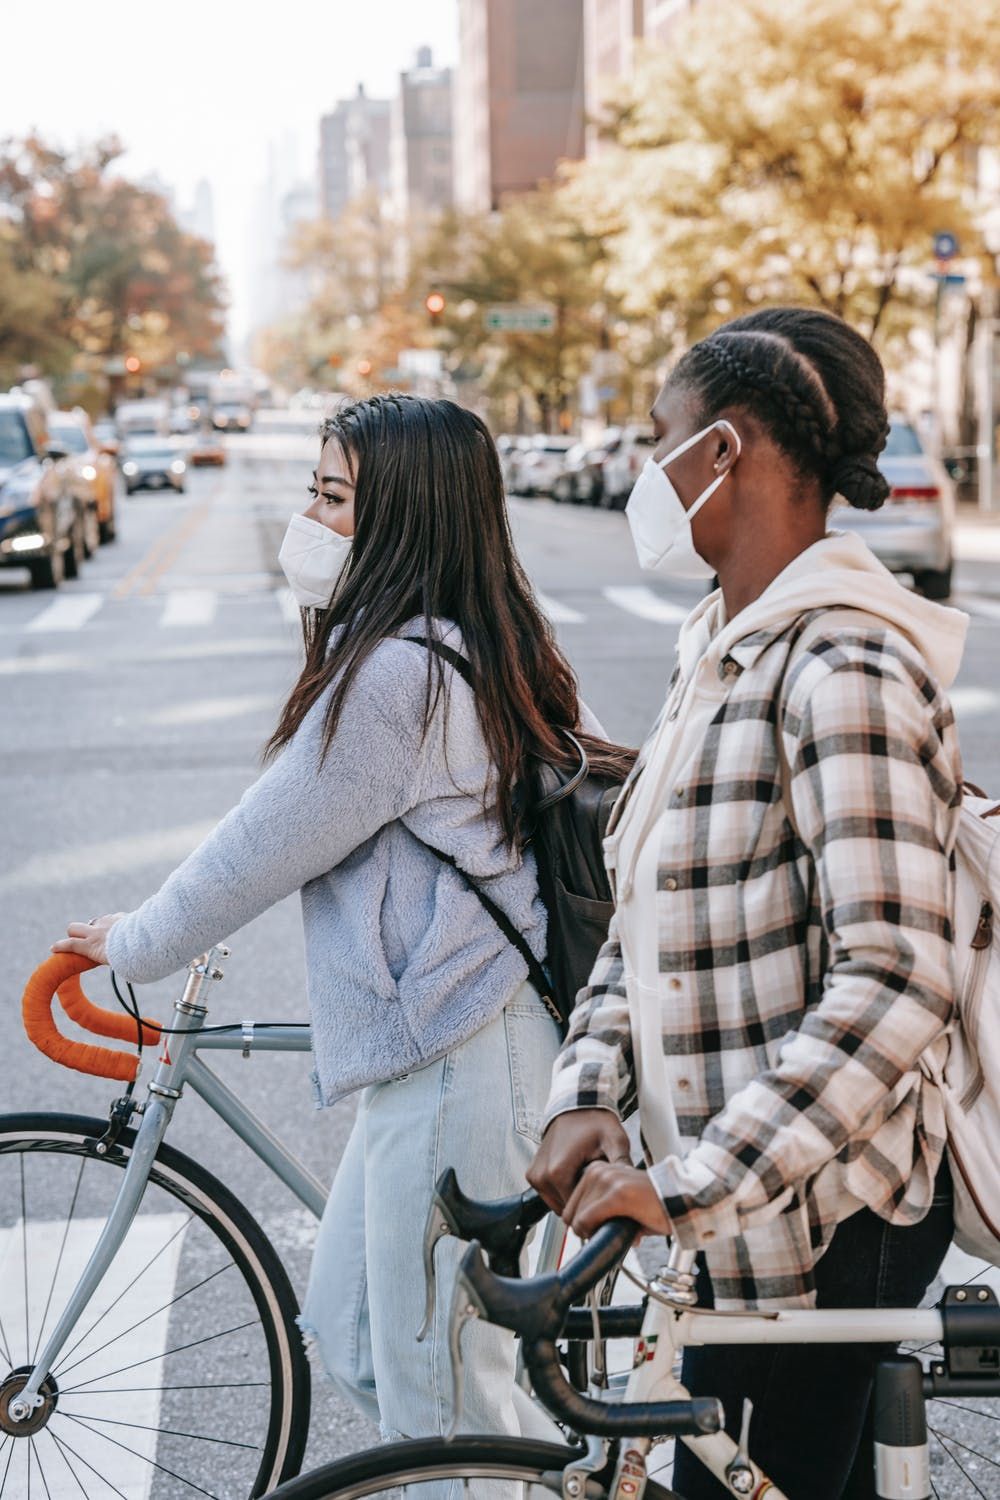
[1, 946, 569, 1499]
[265, 1163, 1000, 1497]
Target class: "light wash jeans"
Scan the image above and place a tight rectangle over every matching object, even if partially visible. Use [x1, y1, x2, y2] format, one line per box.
[301, 982, 563, 1490]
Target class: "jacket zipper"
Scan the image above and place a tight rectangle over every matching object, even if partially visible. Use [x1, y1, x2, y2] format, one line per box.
[957, 898, 993, 1111]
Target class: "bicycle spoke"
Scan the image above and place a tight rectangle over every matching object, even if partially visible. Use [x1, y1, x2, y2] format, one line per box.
[65, 1380, 270, 1395]
[20, 1154, 30, 1360]
[31, 1154, 87, 1365]
[928, 1425, 1000, 1471]
[61, 1316, 262, 1391]
[60, 1411, 223, 1499]
[0, 1435, 14, 1497]
[927, 1425, 991, 1498]
[931, 1398, 1000, 1422]
[58, 1409, 262, 1451]
[56, 1260, 234, 1380]
[30, 1437, 53, 1500]
[53, 1212, 194, 1373]
[49, 1426, 130, 1499]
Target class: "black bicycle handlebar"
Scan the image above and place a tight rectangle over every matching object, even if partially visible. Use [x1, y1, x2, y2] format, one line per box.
[523, 1337, 723, 1439]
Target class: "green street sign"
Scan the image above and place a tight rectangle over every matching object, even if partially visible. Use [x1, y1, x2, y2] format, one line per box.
[484, 303, 556, 333]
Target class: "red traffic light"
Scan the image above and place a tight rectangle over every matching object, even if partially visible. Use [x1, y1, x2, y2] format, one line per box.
[425, 292, 446, 318]
[124, 355, 142, 374]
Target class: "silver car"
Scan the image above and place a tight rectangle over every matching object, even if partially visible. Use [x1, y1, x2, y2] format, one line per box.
[832, 418, 954, 599]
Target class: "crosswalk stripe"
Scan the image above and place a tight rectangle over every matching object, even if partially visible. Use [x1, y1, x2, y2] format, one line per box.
[956, 592, 1000, 623]
[160, 589, 217, 628]
[537, 591, 585, 624]
[603, 585, 688, 625]
[25, 593, 103, 633]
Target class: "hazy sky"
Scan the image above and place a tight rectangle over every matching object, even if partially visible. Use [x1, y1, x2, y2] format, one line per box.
[2, 0, 459, 350]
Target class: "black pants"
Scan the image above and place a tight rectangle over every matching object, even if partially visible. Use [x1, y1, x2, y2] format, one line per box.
[672, 1165, 954, 1500]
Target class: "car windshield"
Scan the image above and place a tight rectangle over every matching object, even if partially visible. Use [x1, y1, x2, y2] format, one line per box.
[883, 422, 923, 458]
[130, 447, 175, 463]
[0, 410, 33, 465]
[49, 423, 89, 454]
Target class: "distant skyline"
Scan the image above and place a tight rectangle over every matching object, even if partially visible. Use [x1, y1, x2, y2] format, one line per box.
[1, 0, 459, 349]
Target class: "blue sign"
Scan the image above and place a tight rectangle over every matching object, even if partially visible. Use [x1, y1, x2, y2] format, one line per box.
[933, 232, 959, 261]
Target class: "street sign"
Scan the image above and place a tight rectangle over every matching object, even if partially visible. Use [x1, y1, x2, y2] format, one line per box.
[933, 231, 960, 261]
[484, 303, 556, 333]
[930, 272, 966, 286]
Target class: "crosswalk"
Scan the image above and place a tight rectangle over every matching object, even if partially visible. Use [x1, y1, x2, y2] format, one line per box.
[6, 583, 1000, 639]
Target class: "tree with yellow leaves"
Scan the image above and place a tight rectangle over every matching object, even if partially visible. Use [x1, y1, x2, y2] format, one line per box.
[568, 0, 1000, 348]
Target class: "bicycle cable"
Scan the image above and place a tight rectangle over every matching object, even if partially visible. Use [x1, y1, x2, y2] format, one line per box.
[108, 969, 310, 1046]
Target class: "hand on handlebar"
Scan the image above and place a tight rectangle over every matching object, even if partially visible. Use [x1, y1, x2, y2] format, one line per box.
[527, 1106, 633, 1213]
[52, 913, 124, 967]
[562, 1160, 671, 1241]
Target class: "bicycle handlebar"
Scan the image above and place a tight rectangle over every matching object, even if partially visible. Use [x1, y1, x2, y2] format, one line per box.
[22, 953, 161, 1081]
[454, 1228, 723, 1440]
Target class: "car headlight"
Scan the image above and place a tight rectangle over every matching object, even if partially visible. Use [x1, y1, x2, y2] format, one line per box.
[122, 462, 138, 476]
[170, 460, 186, 474]
[81, 464, 98, 481]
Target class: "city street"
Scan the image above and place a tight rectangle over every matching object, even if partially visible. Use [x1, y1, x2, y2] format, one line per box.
[3, 418, 1000, 1495]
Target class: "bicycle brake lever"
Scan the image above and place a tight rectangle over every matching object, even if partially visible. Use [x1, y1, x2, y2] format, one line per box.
[445, 1253, 484, 1441]
[417, 1194, 454, 1343]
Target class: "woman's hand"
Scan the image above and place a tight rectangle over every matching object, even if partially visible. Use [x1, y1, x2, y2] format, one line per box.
[527, 1107, 633, 1214]
[562, 1160, 671, 1241]
[52, 913, 124, 967]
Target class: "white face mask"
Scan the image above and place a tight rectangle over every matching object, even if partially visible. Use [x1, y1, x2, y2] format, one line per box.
[278, 512, 353, 607]
[625, 419, 742, 578]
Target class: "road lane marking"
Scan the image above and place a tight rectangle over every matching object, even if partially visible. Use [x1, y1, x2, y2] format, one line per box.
[25, 594, 104, 633]
[536, 592, 585, 624]
[146, 693, 278, 728]
[950, 686, 999, 718]
[0, 1211, 187, 1499]
[275, 587, 302, 624]
[160, 590, 217, 628]
[603, 585, 688, 625]
[114, 482, 222, 600]
[956, 592, 1000, 623]
[0, 821, 216, 892]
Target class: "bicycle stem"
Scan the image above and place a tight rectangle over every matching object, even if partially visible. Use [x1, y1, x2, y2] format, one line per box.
[9, 949, 224, 1422]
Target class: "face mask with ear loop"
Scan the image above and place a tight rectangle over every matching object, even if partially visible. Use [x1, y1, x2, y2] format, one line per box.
[278, 512, 354, 607]
[625, 419, 743, 579]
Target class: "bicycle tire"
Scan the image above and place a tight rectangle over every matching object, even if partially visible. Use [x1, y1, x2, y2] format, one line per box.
[0, 1111, 310, 1498]
[264, 1436, 683, 1500]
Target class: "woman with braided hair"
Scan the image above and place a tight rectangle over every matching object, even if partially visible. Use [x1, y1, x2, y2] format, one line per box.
[529, 307, 967, 1496]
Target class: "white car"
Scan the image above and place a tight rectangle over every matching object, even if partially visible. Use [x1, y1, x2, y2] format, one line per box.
[601, 426, 658, 509]
[832, 418, 955, 599]
[512, 436, 575, 497]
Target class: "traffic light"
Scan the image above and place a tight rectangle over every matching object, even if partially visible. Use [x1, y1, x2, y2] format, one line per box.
[425, 291, 446, 325]
[124, 355, 142, 374]
[357, 359, 373, 378]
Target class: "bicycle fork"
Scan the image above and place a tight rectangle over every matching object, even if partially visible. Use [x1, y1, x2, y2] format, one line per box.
[7, 948, 226, 1426]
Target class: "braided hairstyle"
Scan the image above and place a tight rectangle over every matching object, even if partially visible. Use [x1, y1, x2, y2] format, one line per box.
[671, 308, 890, 511]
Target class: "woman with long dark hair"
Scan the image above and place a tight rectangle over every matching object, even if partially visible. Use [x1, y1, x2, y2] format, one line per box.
[529, 308, 965, 1498]
[54, 394, 631, 1461]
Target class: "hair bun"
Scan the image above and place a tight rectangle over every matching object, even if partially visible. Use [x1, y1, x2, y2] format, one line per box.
[829, 453, 888, 511]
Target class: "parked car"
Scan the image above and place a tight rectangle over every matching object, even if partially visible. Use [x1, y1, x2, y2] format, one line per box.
[496, 434, 531, 493]
[831, 417, 955, 599]
[601, 426, 658, 510]
[212, 401, 253, 433]
[552, 430, 622, 505]
[513, 436, 576, 497]
[188, 429, 226, 467]
[0, 391, 85, 589]
[121, 438, 187, 494]
[48, 409, 119, 547]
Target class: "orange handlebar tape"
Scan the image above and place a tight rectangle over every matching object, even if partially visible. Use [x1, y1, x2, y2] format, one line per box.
[22, 953, 162, 1082]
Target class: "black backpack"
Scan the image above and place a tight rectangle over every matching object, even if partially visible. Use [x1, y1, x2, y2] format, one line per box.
[409, 637, 626, 1033]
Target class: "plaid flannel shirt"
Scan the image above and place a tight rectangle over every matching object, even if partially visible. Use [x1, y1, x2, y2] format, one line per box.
[544, 609, 962, 1309]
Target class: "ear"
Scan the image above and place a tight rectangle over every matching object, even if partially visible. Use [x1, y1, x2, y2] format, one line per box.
[711, 420, 742, 474]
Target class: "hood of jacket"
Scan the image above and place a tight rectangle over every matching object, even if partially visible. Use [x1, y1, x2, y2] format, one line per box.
[676, 529, 967, 691]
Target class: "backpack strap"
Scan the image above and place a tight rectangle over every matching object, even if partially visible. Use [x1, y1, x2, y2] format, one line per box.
[403, 634, 562, 1027]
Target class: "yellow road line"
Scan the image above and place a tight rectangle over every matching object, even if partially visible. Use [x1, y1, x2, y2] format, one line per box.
[113, 483, 222, 600]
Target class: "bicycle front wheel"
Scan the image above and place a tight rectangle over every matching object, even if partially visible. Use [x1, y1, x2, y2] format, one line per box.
[0, 1111, 310, 1499]
[264, 1436, 683, 1500]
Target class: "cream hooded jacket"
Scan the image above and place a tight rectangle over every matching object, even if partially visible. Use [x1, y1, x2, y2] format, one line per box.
[544, 532, 967, 1309]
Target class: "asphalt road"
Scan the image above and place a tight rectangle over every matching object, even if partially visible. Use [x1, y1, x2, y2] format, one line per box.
[3, 414, 999, 1498]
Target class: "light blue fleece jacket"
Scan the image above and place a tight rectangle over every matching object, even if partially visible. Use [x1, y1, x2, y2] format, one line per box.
[106, 623, 561, 1105]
